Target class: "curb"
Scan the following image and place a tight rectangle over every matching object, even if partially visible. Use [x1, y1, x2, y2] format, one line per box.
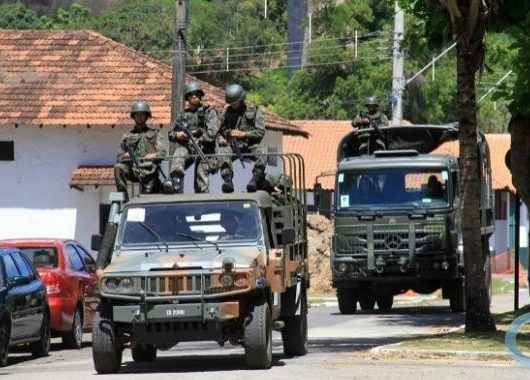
[370, 343, 513, 361]
[309, 294, 439, 308]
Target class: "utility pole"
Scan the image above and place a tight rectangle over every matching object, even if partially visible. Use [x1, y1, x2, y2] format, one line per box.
[171, 0, 188, 124]
[391, 1, 405, 124]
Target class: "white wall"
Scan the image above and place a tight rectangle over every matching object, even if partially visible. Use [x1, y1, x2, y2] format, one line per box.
[0, 126, 283, 251]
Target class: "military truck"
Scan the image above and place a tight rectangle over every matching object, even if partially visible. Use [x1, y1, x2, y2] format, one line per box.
[91, 153, 308, 373]
[330, 125, 494, 313]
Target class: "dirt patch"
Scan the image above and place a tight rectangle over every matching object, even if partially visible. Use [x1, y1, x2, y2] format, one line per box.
[307, 214, 333, 296]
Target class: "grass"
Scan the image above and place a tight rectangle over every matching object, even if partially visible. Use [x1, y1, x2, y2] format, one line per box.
[492, 277, 517, 295]
[400, 306, 530, 353]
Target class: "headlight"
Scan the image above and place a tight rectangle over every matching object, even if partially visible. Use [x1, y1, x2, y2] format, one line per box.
[102, 277, 138, 294]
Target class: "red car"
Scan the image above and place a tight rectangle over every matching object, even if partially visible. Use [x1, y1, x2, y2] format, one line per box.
[0, 239, 98, 349]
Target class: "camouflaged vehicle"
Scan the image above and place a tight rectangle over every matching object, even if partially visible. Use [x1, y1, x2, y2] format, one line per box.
[329, 125, 494, 314]
[90, 153, 308, 373]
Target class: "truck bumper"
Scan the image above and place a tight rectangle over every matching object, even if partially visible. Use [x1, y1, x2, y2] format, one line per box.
[113, 301, 239, 324]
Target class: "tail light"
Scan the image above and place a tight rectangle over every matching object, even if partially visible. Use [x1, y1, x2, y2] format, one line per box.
[44, 272, 62, 296]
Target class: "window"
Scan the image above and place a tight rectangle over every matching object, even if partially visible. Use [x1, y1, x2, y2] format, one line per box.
[12, 252, 32, 277]
[19, 247, 58, 268]
[3, 254, 20, 279]
[75, 245, 96, 273]
[66, 245, 84, 271]
[0, 141, 14, 161]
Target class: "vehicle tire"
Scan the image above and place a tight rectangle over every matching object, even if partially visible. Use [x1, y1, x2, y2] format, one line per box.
[244, 301, 272, 369]
[449, 280, 465, 312]
[337, 288, 357, 314]
[131, 344, 157, 362]
[0, 319, 9, 367]
[359, 294, 376, 311]
[376, 294, 394, 312]
[62, 308, 83, 349]
[92, 304, 122, 374]
[281, 285, 308, 357]
[31, 311, 51, 358]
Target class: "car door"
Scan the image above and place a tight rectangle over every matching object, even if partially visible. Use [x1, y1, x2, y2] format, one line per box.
[64, 244, 85, 326]
[10, 252, 45, 340]
[72, 245, 98, 329]
[2, 253, 25, 341]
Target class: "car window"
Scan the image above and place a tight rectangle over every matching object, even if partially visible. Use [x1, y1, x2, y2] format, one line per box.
[19, 247, 58, 268]
[12, 252, 32, 278]
[74, 245, 96, 273]
[3, 254, 20, 279]
[66, 245, 84, 271]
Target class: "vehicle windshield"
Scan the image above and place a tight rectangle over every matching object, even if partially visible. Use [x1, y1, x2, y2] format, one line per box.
[337, 167, 450, 211]
[120, 201, 262, 247]
[19, 248, 59, 268]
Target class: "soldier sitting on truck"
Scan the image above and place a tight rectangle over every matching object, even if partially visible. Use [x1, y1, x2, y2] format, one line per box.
[352, 96, 389, 154]
[114, 101, 166, 202]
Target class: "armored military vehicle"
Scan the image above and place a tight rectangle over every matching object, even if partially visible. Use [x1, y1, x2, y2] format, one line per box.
[91, 153, 308, 373]
[330, 125, 494, 313]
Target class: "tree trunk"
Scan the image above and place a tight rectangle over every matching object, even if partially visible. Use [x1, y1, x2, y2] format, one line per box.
[454, 7, 496, 333]
[509, 116, 530, 206]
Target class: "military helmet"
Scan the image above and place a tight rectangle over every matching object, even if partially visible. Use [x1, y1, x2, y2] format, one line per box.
[185, 82, 205, 99]
[225, 84, 246, 104]
[130, 101, 152, 118]
[365, 96, 379, 107]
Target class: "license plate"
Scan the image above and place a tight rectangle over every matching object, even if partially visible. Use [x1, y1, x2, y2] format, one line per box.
[166, 308, 186, 318]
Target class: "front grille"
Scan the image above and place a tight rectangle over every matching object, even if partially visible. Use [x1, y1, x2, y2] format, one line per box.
[145, 274, 210, 296]
[335, 222, 445, 256]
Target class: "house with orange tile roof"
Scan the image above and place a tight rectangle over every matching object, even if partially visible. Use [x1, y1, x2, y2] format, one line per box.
[285, 120, 528, 273]
[0, 30, 307, 250]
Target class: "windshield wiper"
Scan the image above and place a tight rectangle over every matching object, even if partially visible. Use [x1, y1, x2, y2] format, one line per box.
[174, 233, 223, 254]
[138, 222, 169, 253]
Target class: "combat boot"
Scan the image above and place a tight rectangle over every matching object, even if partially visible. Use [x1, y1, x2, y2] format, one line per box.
[221, 169, 234, 193]
[247, 167, 265, 192]
[170, 173, 184, 194]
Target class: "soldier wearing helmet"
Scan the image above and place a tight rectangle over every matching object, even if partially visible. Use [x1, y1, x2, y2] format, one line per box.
[114, 101, 166, 201]
[167, 82, 220, 193]
[352, 96, 389, 131]
[218, 84, 268, 193]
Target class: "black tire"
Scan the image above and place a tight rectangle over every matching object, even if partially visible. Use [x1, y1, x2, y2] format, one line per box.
[449, 280, 465, 312]
[96, 223, 118, 270]
[244, 301, 272, 369]
[337, 288, 357, 314]
[31, 311, 50, 358]
[359, 294, 376, 311]
[281, 286, 308, 357]
[92, 304, 122, 374]
[62, 308, 83, 349]
[131, 344, 157, 362]
[0, 319, 9, 367]
[376, 294, 394, 312]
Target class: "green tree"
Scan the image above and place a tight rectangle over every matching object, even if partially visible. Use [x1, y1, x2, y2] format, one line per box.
[0, 2, 46, 29]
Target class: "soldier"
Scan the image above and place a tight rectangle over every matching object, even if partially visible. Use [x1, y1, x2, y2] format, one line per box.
[114, 101, 166, 201]
[168, 82, 219, 193]
[352, 96, 389, 153]
[352, 96, 389, 130]
[218, 84, 268, 193]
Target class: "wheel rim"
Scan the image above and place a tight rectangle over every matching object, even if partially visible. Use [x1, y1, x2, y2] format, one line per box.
[74, 312, 82, 347]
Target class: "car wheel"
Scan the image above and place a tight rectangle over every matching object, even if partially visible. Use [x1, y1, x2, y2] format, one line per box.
[244, 301, 272, 369]
[131, 343, 157, 362]
[31, 311, 51, 358]
[0, 319, 9, 367]
[337, 288, 357, 314]
[281, 284, 308, 357]
[63, 308, 83, 349]
[92, 304, 122, 374]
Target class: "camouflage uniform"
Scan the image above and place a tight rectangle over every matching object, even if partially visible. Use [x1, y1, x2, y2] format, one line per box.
[114, 120, 166, 199]
[352, 96, 389, 154]
[168, 105, 219, 193]
[352, 110, 389, 130]
[218, 84, 267, 193]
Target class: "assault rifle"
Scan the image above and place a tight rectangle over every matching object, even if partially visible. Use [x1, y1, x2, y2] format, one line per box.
[171, 119, 207, 161]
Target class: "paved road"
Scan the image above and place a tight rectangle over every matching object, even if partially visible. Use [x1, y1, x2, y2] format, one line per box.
[2, 295, 529, 379]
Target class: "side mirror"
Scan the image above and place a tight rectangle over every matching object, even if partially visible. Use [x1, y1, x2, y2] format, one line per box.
[91, 234, 102, 252]
[281, 228, 296, 245]
[7, 276, 29, 288]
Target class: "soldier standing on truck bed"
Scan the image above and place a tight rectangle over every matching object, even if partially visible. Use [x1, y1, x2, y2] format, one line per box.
[114, 101, 166, 201]
[167, 82, 220, 193]
[218, 84, 269, 193]
[352, 96, 389, 154]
